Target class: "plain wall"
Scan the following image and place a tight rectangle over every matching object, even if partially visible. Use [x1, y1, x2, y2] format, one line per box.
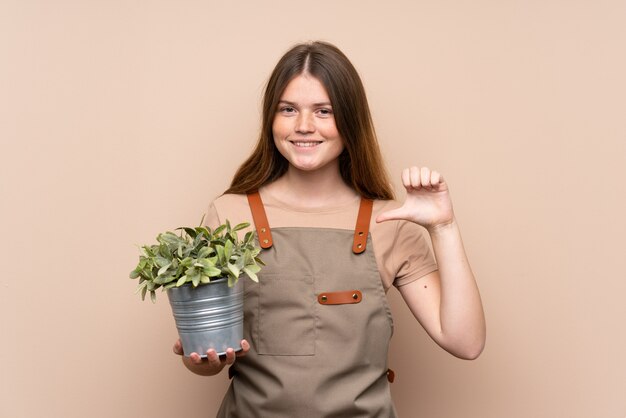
[1, 1, 625, 417]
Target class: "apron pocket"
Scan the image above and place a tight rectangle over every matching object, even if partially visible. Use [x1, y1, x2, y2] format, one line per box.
[257, 274, 315, 356]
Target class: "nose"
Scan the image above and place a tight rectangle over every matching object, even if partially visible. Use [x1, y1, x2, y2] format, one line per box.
[295, 111, 315, 134]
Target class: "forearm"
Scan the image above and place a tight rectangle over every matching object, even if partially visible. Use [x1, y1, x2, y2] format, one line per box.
[429, 218, 486, 359]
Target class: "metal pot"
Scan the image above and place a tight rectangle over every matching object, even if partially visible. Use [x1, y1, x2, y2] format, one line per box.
[167, 277, 244, 357]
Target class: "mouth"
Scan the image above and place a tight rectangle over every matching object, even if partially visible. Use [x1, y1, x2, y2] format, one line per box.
[289, 140, 323, 148]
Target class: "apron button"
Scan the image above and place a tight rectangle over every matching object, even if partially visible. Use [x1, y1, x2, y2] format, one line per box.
[321, 295, 327, 302]
[263, 239, 269, 244]
[261, 227, 266, 233]
[352, 293, 359, 300]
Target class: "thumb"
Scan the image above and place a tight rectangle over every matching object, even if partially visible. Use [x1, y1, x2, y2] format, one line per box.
[376, 207, 406, 223]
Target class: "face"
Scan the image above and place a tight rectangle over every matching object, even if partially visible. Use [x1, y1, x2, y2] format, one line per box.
[272, 74, 344, 173]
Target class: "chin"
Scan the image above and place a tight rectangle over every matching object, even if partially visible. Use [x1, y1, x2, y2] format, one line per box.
[288, 159, 322, 172]
[291, 164, 319, 172]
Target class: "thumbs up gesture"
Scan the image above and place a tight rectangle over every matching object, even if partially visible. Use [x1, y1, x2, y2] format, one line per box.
[376, 167, 455, 231]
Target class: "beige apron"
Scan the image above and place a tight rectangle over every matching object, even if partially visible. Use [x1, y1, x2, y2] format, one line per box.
[217, 192, 397, 417]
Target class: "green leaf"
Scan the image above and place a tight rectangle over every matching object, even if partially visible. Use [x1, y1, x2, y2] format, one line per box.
[227, 262, 240, 278]
[204, 265, 222, 277]
[243, 231, 254, 245]
[155, 256, 170, 268]
[235, 255, 245, 270]
[129, 269, 140, 279]
[243, 249, 252, 265]
[243, 267, 258, 283]
[200, 275, 211, 284]
[233, 222, 250, 232]
[150, 291, 156, 303]
[194, 226, 211, 238]
[158, 245, 170, 258]
[197, 247, 210, 259]
[224, 239, 233, 260]
[143, 245, 155, 257]
[245, 263, 261, 274]
[191, 274, 200, 287]
[176, 227, 197, 238]
[176, 276, 187, 287]
[157, 263, 171, 276]
[135, 280, 148, 293]
[155, 273, 175, 284]
[193, 258, 209, 268]
[160, 232, 181, 245]
[213, 225, 226, 236]
[215, 245, 225, 264]
[141, 286, 148, 301]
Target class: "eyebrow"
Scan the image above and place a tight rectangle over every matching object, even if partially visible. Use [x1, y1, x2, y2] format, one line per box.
[278, 100, 332, 107]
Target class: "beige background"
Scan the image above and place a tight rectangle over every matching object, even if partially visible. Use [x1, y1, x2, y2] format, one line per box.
[1, 1, 625, 417]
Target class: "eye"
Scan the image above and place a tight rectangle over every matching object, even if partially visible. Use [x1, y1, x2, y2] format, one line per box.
[279, 106, 296, 114]
[317, 108, 333, 116]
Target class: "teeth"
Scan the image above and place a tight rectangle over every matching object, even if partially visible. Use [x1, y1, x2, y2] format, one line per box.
[292, 141, 321, 147]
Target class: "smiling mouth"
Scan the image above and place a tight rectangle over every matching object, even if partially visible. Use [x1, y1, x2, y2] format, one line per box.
[289, 140, 323, 148]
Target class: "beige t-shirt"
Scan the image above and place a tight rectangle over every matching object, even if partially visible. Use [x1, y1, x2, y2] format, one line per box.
[206, 191, 438, 291]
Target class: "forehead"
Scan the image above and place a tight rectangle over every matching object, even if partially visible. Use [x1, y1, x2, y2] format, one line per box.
[280, 74, 331, 104]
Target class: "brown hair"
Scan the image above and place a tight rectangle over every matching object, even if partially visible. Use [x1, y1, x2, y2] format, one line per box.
[225, 41, 394, 200]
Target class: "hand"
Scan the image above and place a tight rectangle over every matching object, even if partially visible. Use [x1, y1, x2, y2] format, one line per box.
[173, 338, 250, 376]
[376, 167, 454, 231]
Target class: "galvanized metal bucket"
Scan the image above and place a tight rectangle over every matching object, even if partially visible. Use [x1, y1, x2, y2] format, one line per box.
[167, 277, 244, 357]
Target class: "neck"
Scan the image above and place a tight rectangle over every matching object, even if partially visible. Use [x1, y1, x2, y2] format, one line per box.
[265, 162, 358, 208]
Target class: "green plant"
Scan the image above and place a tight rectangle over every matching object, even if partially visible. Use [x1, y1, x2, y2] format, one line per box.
[129, 219, 263, 302]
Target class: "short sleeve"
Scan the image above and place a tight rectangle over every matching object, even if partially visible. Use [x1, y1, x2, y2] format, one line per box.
[392, 220, 438, 288]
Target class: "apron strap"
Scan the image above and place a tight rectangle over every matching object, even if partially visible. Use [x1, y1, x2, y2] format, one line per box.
[352, 198, 373, 254]
[247, 192, 273, 249]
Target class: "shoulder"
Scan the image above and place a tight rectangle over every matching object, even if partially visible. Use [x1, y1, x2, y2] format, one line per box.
[213, 193, 249, 212]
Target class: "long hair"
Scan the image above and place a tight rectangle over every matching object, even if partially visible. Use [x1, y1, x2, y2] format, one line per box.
[225, 41, 394, 200]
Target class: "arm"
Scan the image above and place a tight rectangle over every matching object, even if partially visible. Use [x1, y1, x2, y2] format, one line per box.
[377, 167, 486, 359]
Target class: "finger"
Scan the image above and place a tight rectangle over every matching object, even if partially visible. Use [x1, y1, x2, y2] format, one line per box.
[206, 349, 222, 369]
[401, 168, 411, 189]
[420, 167, 431, 189]
[224, 348, 236, 365]
[431, 170, 441, 187]
[410, 166, 421, 189]
[376, 208, 405, 223]
[173, 339, 183, 355]
[236, 339, 250, 357]
[189, 352, 203, 365]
